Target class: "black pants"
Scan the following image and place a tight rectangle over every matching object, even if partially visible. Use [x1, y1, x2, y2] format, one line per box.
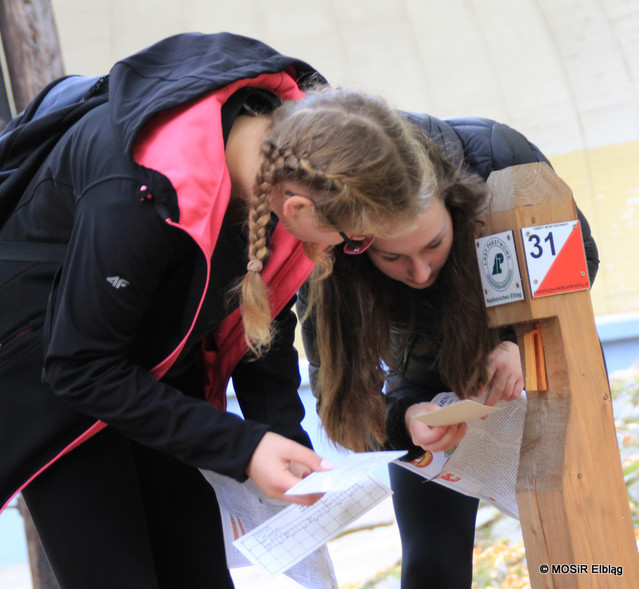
[389, 462, 479, 589]
[22, 427, 234, 589]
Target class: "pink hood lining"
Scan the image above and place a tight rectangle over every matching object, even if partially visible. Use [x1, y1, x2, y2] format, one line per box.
[132, 72, 313, 381]
[133, 72, 305, 258]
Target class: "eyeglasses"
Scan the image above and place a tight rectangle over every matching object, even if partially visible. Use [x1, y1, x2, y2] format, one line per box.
[338, 232, 375, 255]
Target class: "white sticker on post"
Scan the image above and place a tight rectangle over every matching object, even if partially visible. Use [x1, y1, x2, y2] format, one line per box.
[475, 230, 524, 307]
[521, 221, 589, 298]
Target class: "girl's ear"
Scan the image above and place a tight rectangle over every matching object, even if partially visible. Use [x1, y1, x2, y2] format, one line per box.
[282, 193, 315, 219]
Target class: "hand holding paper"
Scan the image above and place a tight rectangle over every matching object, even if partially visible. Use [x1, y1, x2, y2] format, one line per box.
[285, 451, 406, 496]
[247, 432, 332, 505]
[395, 391, 527, 520]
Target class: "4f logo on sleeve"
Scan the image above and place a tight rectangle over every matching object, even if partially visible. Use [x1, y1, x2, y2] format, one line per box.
[106, 276, 130, 289]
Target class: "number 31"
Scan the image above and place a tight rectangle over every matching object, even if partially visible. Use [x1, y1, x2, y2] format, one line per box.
[528, 232, 556, 259]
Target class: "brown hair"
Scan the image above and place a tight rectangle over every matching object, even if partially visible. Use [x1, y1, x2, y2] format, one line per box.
[308, 139, 498, 452]
[237, 89, 433, 355]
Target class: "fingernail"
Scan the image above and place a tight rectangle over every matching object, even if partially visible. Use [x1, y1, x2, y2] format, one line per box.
[320, 459, 333, 470]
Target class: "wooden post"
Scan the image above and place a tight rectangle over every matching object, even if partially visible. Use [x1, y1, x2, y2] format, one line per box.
[479, 162, 639, 587]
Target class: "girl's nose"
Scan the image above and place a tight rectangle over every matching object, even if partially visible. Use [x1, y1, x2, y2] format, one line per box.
[409, 259, 431, 283]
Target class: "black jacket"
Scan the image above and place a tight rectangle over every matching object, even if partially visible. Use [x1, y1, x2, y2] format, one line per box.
[299, 113, 599, 457]
[0, 33, 320, 510]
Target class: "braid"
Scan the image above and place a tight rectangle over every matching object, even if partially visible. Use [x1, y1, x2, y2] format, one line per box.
[247, 185, 272, 265]
[238, 143, 312, 354]
[237, 145, 276, 355]
[296, 153, 350, 202]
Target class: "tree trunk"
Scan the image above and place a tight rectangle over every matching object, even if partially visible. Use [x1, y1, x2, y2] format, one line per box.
[1, 3, 65, 588]
[17, 495, 60, 589]
[0, 0, 64, 113]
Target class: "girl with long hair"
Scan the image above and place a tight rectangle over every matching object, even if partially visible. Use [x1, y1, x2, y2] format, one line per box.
[300, 113, 599, 588]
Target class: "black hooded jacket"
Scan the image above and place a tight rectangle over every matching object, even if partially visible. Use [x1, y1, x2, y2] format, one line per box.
[0, 33, 322, 510]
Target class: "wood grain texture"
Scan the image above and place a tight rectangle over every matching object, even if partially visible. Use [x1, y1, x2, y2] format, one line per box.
[0, 0, 64, 110]
[482, 163, 639, 587]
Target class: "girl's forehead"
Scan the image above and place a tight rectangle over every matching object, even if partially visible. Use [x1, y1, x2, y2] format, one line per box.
[372, 202, 452, 253]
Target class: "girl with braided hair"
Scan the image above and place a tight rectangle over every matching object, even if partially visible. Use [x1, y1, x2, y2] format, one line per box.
[0, 33, 431, 588]
[238, 89, 433, 354]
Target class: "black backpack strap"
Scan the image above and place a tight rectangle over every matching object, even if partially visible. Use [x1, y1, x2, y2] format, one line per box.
[0, 76, 109, 227]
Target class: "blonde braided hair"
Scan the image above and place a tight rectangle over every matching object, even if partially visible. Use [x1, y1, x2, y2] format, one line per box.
[238, 88, 434, 356]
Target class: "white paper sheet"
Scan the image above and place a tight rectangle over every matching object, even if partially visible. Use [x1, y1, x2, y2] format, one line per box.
[200, 470, 338, 589]
[233, 474, 393, 578]
[284, 450, 405, 495]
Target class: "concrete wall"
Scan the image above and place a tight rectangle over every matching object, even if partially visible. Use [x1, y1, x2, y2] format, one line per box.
[48, 0, 639, 361]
